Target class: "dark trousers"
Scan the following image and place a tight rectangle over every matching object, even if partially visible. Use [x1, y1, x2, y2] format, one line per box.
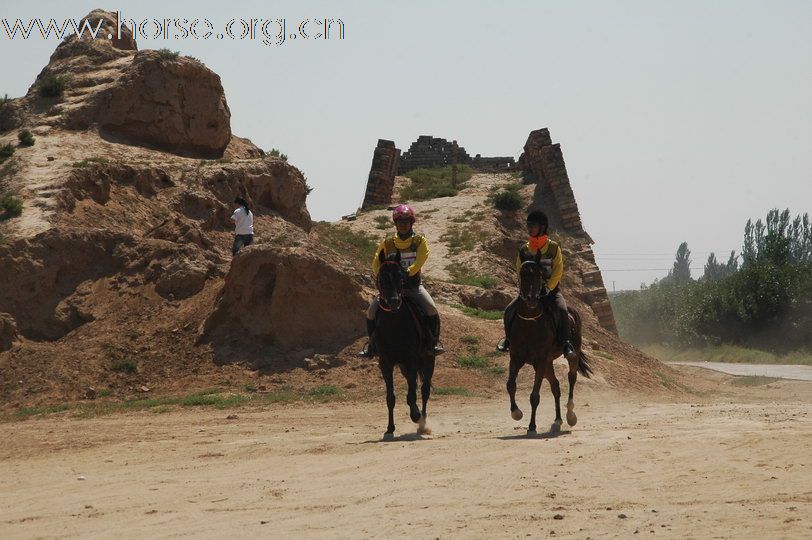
[232, 234, 254, 256]
[504, 287, 570, 344]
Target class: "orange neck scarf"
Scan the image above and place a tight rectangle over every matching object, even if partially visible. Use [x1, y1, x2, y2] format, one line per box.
[528, 234, 548, 253]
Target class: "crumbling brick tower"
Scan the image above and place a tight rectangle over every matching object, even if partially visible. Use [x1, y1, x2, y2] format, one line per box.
[520, 128, 618, 335]
[361, 139, 401, 209]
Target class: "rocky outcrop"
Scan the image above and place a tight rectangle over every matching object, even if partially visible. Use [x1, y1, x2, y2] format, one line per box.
[26, 10, 231, 158]
[199, 159, 312, 231]
[199, 245, 367, 352]
[64, 50, 231, 157]
[0, 313, 20, 351]
[0, 229, 223, 340]
[0, 99, 24, 132]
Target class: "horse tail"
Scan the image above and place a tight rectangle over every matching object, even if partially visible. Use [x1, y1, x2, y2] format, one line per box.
[568, 307, 593, 378]
[578, 350, 594, 378]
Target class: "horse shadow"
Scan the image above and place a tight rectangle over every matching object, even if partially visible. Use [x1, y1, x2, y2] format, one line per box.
[496, 429, 571, 441]
[359, 432, 432, 444]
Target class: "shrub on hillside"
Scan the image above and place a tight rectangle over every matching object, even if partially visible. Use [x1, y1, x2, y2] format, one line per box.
[1, 192, 23, 219]
[37, 75, 66, 98]
[0, 143, 14, 164]
[18, 129, 35, 146]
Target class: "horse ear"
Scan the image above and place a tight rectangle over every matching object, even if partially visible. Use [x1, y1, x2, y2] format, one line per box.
[378, 249, 386, 263]
[395, 250, 401, 262]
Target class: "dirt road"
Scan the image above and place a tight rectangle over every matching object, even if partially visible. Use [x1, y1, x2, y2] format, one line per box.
[2, 381, 811, 538]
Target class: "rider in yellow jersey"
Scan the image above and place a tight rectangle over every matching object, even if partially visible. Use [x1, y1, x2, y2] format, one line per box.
[359, 204, 444, 357]
[497, 210, 577, 360]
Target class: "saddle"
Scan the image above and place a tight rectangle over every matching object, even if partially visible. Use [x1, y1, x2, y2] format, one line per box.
[375, 295, 434, 353]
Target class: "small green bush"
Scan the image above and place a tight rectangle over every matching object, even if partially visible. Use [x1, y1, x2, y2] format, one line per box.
[18, 129, 35, 147]
[38, 75, 66, 98]
[374, 215, 391, 229]
[457, 355, 489, 369]
[1, 192, 23, 219]
[157, 48, 180, 59]
[111, 359, 138, 374]
[268, 148, 288, 161]
[0, 143, 14, 163]
[492, 189, 523, 211]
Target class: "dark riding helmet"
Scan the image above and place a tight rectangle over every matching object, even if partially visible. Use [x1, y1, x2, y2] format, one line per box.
[526, 210, 549, 233]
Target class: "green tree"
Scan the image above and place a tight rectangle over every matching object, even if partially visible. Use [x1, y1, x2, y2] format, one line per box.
[668, 242, 692, 284]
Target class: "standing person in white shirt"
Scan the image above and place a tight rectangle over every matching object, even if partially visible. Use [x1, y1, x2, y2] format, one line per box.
[230, 197, 254, 256]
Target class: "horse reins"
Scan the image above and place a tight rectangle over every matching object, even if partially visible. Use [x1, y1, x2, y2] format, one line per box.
[377, 260, 404, 312]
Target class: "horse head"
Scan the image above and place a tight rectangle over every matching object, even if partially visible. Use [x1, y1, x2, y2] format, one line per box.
[518, 249, 549, 309]
[377, 249, 406, 312]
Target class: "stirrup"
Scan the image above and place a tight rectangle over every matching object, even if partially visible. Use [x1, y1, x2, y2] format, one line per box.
[433, 342, 445, 355]
[496, 338, 509, 352]
[358, 341, 376, 358]
[562, 341, 577, 360]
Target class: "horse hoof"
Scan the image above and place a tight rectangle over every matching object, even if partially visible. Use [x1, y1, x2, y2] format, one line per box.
[410, 412, 421, 424]
[550, 421, 562, 433]
[527, 429, 537, 436]
[417, 415, 432, 435]
[511, 408, 523, 421]
[566, 400, 577, 426]
[383, 432, 395, 441]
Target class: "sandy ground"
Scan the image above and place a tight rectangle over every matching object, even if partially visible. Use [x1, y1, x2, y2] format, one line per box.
[1, 370, 811, 539]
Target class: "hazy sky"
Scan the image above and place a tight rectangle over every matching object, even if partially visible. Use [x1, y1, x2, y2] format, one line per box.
[3, 1, 810, 289]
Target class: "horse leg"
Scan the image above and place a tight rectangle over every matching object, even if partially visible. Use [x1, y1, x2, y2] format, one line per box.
[418, 355, 435, 435]
[406, 367, 421, 424]
[382, 365, 396, 440]
[547, 363, 563, 432]
[507, 358, 523, 421]
[527, 366, 544, 434]
[566, 358, 578, 426]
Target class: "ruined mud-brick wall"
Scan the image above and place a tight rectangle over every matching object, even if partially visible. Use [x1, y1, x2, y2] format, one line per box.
[361, 139, 401, 209]
[398, 136, 470, 173]
[397, 135, 515, 174]
[471, 154, 517, 172]
[520, 128, 618, 335]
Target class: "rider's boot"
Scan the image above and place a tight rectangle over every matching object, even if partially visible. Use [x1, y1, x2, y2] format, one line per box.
[358, 318, 377, 358]
[429, 315, 444, 354]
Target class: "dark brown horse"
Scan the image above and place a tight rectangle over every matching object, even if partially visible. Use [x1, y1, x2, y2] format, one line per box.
[374, 251, 436, 440]
[506, 251, 593, 434]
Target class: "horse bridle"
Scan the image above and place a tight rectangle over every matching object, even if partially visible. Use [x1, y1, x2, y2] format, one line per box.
[377, 260, 405, 312]
[518, 260, 545, 321]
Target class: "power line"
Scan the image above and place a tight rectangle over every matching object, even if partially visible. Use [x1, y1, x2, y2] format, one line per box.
[601, 267, 705, 272]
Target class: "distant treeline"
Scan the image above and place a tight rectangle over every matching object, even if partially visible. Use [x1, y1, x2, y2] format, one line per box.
[611, 209, 812, 352]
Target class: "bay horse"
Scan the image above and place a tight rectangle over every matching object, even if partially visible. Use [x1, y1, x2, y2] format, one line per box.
[374, 250, 436, 440]
[506, 250, 593, 434]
